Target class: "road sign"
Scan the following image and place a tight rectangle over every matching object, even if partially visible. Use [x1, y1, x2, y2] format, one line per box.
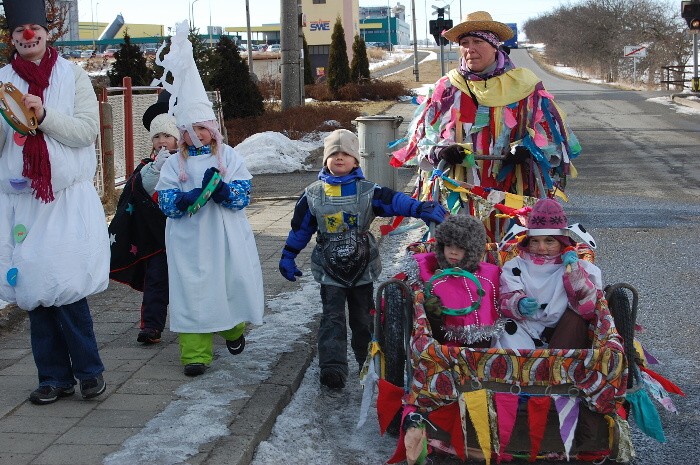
[624, 45, 647, 57]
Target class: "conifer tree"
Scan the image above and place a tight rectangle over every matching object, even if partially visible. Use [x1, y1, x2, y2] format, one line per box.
[303, 35, 314, 85]
[107, 32, 153, 86]
[209, 35, 264, 119]
[327, 17, 350, 93]
[350, 35, 370, 83]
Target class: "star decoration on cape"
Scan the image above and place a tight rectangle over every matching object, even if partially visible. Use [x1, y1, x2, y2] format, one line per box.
[130, 244, 138, 255]
[109, 233, 116, 246]
[126, 203, 135, 215]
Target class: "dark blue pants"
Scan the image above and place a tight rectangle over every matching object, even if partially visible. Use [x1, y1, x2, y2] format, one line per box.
[318, 283, 374, 377]
[140, 252, 169, 332]
[28, 297, 104, 388]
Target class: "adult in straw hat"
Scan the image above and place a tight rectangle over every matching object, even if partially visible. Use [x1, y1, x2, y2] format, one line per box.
[390, 10, 582, 233]
[0, 0, 109, 404]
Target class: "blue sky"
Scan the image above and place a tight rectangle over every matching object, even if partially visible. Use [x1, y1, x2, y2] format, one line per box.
[79, 0, 570, 40]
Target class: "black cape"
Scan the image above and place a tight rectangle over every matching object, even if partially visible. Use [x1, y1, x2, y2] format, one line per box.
[108, 159, 166, 291]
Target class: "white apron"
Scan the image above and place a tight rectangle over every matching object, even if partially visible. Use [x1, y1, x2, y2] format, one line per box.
[156, 145, 264, 333]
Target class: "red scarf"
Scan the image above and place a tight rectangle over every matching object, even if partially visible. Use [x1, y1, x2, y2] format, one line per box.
[11, 46, 59, 203]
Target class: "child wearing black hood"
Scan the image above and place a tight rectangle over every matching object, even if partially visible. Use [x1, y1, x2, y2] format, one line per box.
[279, 129, 447, 390]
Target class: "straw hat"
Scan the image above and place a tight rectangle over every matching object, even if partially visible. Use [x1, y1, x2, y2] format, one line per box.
[442, 11, 514, 44]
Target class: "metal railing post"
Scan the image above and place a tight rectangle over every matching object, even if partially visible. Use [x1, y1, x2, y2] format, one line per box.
[122, 76, 135, 177]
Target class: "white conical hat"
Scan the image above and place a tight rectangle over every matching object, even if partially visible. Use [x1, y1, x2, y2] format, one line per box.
[152, 20, 216, 146]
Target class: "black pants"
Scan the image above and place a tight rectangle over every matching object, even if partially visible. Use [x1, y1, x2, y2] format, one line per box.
[140, 252, 169, 332]
[318, 283, 374, 377]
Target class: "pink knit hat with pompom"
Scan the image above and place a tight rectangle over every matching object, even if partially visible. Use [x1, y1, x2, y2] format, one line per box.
[519, 198, 575, 248]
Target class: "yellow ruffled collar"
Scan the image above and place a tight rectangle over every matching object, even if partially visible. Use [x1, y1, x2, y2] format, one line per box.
[447, 68, 541, 107]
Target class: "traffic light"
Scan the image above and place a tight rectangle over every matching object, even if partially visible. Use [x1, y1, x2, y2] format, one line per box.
[682, 1, 700, 31]
[429, 19, 453, 46]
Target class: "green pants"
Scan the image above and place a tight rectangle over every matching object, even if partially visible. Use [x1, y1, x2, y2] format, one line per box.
[178, 323, 246, 365]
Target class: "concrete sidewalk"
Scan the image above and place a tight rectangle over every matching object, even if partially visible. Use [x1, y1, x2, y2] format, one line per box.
[0, 101, 417, 465]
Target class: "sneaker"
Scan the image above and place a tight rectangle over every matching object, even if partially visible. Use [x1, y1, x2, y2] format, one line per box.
[184, 363, 208, 377]
[320, 370, 346, 389]
[226, 335, 245, 355]
[137, 328, 162, 344]
[80, 374, 106, 399]
[29, 385, 75, 405]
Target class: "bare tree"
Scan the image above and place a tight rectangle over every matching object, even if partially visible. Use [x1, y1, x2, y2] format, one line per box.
[523, 0, 690, 87]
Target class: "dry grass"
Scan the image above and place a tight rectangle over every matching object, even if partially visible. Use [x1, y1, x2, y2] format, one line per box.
[225, 55, 451, 144]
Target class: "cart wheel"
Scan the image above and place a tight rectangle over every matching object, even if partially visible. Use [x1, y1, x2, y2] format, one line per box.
[605, 283, 638, 389]
[377, 280, 413, 436]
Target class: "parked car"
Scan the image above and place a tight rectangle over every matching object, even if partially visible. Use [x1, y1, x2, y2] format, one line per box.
[69, 49, 83, 58]
[267, 44, 281, 53]
[144, 48, 158, 57]
[80, 49, 95, 58]
[103, 48, 119, 58]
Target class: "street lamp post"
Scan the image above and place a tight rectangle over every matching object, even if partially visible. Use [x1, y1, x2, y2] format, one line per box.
[245, 0, 254, 73]
[411, 0, 418, 81]
[90, 0, 95, 50]
[190, 0, 201, 29]
[95, 2, 99, 47]
[387, 1, 392, 52]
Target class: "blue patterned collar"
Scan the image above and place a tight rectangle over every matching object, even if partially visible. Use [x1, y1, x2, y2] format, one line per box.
[187, 145, 212, 157]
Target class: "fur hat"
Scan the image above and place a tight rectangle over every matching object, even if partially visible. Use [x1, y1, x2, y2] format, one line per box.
[323, 129, 360, 164]
[3, 0, 48, 31]
[434, 214, 487, 272]
[520, 198, 575, 248]
[443, 11, 514, 44]
[148, 113, 179, 141]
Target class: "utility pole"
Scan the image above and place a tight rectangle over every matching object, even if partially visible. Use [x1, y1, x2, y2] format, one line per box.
[281, 0, 302, 109]
[298, 0, 305, 104]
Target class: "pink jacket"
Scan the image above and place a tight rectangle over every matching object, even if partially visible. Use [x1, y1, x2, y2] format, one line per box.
[415, 252, 502, 345]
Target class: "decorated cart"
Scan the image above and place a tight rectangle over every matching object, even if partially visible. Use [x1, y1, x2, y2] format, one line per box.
[356, 164, 683, 464]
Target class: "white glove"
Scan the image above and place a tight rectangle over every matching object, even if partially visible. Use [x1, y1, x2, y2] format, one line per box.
[152, 148, 172, 171]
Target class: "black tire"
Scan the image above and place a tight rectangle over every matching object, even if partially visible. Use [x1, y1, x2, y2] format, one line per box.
[606, 284, 637, 388]
[378, 281, 412, 436]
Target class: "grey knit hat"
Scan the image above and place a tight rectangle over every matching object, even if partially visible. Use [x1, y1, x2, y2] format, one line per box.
[434, 214, 487, 272]
[323, 129, 360, 164]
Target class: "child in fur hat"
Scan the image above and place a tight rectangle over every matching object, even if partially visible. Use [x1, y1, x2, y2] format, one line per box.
[109, 90, 179, 345]
[415, 214, 504, 347]
[493, 198, 603, 350]
[153, 21, 264, 377]
[279, 128, 447, 389]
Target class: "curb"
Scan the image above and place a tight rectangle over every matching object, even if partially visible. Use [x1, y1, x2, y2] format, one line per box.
[0, 304, 24, 334]
[671, 93, 700, 110]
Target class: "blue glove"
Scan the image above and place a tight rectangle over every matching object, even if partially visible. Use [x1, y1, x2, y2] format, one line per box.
[416, 201, 447, 225]
[201, 167, 219, 188]
[174, 188, 203, 212]
[562, 248, 579, 267]
[201, 167, 231, 203]
[518, 297, 539, 317]
[279, 249, 302, 281]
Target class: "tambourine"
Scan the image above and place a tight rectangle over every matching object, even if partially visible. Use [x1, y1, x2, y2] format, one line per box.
[187, 170, 222, 216]
[0, 82, 38, 136]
